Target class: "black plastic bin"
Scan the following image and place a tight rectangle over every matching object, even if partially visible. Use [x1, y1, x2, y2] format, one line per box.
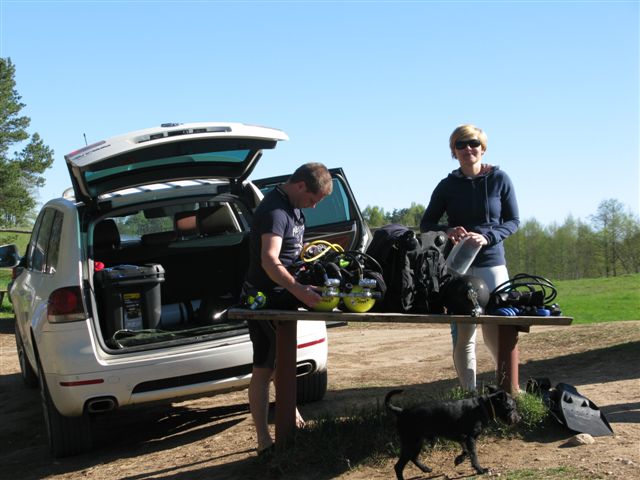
[95, 264, 165, 339]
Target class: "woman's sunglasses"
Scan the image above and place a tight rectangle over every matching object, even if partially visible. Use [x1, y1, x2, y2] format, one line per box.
[454, 139, 482, 150]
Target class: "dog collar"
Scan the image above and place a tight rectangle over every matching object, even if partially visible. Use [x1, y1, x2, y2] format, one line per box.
[483, 396, 497, 423]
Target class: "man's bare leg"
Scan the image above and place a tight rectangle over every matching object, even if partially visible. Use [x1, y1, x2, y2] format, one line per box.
[249, 366, 274, 452]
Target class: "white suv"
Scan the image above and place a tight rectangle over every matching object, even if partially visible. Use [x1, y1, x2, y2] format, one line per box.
[0, 122, 370, 457]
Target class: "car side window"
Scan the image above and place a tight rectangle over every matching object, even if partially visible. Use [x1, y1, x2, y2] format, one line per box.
[31, 210, 54, 272]
[303, 179, 351, 228]
[46, 211, 64, 274]
[260, 178, 352, 228]
[30, 208, 63, 274]
[24, 210, 44, 269]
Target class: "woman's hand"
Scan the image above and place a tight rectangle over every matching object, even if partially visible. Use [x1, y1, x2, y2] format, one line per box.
[446, 227, 488, 246]
[462, 231, 488, 246]
[446, 226, 468, 243]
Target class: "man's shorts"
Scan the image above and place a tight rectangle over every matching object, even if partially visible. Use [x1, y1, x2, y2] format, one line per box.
[248, 319, 276, 369]
[242, 283, 300, 369]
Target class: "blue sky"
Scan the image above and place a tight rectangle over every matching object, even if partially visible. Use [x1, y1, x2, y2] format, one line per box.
[1, 0, 638, 225]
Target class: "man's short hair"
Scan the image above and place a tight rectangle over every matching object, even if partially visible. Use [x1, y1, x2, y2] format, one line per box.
[288, 162, 333, 196]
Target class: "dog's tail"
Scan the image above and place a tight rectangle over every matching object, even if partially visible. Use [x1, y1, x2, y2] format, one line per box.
[384, 389, 404, 414]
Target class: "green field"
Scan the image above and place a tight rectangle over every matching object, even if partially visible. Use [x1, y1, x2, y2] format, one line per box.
[555, 273, 639, 323]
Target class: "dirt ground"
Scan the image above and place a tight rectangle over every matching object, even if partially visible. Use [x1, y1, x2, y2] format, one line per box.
[1, 318, 638, 480]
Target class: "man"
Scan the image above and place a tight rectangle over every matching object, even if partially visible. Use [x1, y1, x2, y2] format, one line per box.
[243, 162, 333, 455]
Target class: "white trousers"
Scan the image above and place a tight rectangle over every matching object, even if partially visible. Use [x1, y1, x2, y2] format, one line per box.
[450, 265, 510, 391]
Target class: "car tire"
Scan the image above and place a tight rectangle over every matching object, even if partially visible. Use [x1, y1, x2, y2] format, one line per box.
[296, 369, 327, 404]
[36, 354, 92, 457]
[14, 323, 38, 388]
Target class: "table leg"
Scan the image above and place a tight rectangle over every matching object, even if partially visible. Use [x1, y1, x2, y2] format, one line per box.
[275, 320, 297, 449]
[497, 325, 519, 395]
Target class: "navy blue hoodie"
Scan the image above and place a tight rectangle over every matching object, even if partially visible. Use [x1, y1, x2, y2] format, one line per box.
[419, 166, 520, 267]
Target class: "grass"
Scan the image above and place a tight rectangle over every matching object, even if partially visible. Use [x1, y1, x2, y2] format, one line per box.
[0, 232, 28, 318]
[555, 274, 639, 323]
[0, 270, 13, 318]
[497, 467, 598, 479]
[0, 295, 11, 316]
[260, 389, 558, 478]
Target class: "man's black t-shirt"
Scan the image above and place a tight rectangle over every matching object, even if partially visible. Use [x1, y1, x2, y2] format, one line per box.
[246, 186, 305, 291]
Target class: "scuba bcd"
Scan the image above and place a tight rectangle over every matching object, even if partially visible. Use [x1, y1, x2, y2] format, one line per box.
[291, 240, 386, 312]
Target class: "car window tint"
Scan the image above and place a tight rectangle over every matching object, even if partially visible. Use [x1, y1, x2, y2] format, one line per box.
[84, 149, 252, 182]
[259, 178, 352, 228]
[31, 209, 55, 273]
[46, 211, 64, 274]
[115, 211, 173, 241]
[25, 211, 45, 269]
[303, 179, 351, 228]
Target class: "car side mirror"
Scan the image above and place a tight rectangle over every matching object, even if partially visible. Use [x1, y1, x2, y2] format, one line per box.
[0, 244, 21, 268]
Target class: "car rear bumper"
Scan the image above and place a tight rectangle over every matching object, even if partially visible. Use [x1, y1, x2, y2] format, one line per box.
[39, 320, 327, 416]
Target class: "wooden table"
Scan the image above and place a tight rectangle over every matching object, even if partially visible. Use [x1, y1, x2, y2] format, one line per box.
[227, 308, 573, 449]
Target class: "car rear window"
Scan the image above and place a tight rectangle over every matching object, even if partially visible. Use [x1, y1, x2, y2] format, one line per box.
[85, 149, 251, 182]
[113, 212, 173, 242]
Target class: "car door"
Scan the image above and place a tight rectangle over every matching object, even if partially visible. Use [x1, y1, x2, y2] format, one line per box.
[252, 168, 371, 252]
[12, 207, 65, 368]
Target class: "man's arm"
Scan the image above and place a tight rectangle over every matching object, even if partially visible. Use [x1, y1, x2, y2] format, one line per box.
[261, 233, 321, 308]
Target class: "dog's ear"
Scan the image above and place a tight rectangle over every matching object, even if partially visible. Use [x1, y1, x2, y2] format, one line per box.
[493, 390, 508, 401]
[485, 385, 500, 394]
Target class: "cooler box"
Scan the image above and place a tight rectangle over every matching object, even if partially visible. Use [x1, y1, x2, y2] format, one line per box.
[95, 264, 165, 338]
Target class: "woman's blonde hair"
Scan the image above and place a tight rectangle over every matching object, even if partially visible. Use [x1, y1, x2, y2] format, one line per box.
[449, 124, 488, 159]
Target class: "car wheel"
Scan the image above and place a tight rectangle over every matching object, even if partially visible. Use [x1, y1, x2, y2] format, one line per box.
[36, 354, 92, 457]
[296, 369, 327, 404]
[14, 323, 38, 388]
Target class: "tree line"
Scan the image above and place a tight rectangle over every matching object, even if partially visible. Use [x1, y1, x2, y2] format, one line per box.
[362, 198, 640, 281]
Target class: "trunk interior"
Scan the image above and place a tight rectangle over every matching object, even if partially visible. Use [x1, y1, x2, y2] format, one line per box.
[90, 202, 251, 350]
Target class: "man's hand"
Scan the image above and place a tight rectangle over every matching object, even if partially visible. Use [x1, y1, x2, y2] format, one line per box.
[261, 233, 323, 309]
[291, 283, 323, 309]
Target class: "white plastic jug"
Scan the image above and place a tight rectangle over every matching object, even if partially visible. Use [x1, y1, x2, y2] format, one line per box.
[445, 236, 482, 275]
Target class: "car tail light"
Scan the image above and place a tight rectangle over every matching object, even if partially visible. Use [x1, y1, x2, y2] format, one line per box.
[48, 287, 87, 323]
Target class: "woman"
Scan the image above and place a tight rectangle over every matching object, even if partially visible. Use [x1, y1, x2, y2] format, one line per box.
[420, 124, 520, 391]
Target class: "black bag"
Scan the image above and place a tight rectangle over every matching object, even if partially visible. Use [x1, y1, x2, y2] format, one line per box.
[366, 225, 448, 312]
[414, 230, 449, 313]
[366, 224, 420, 312]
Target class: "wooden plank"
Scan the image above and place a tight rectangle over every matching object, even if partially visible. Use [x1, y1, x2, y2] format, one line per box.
[227, 308, 573, 326]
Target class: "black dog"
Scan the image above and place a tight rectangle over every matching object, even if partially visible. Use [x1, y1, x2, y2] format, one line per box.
[385, 387, 521, 479]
